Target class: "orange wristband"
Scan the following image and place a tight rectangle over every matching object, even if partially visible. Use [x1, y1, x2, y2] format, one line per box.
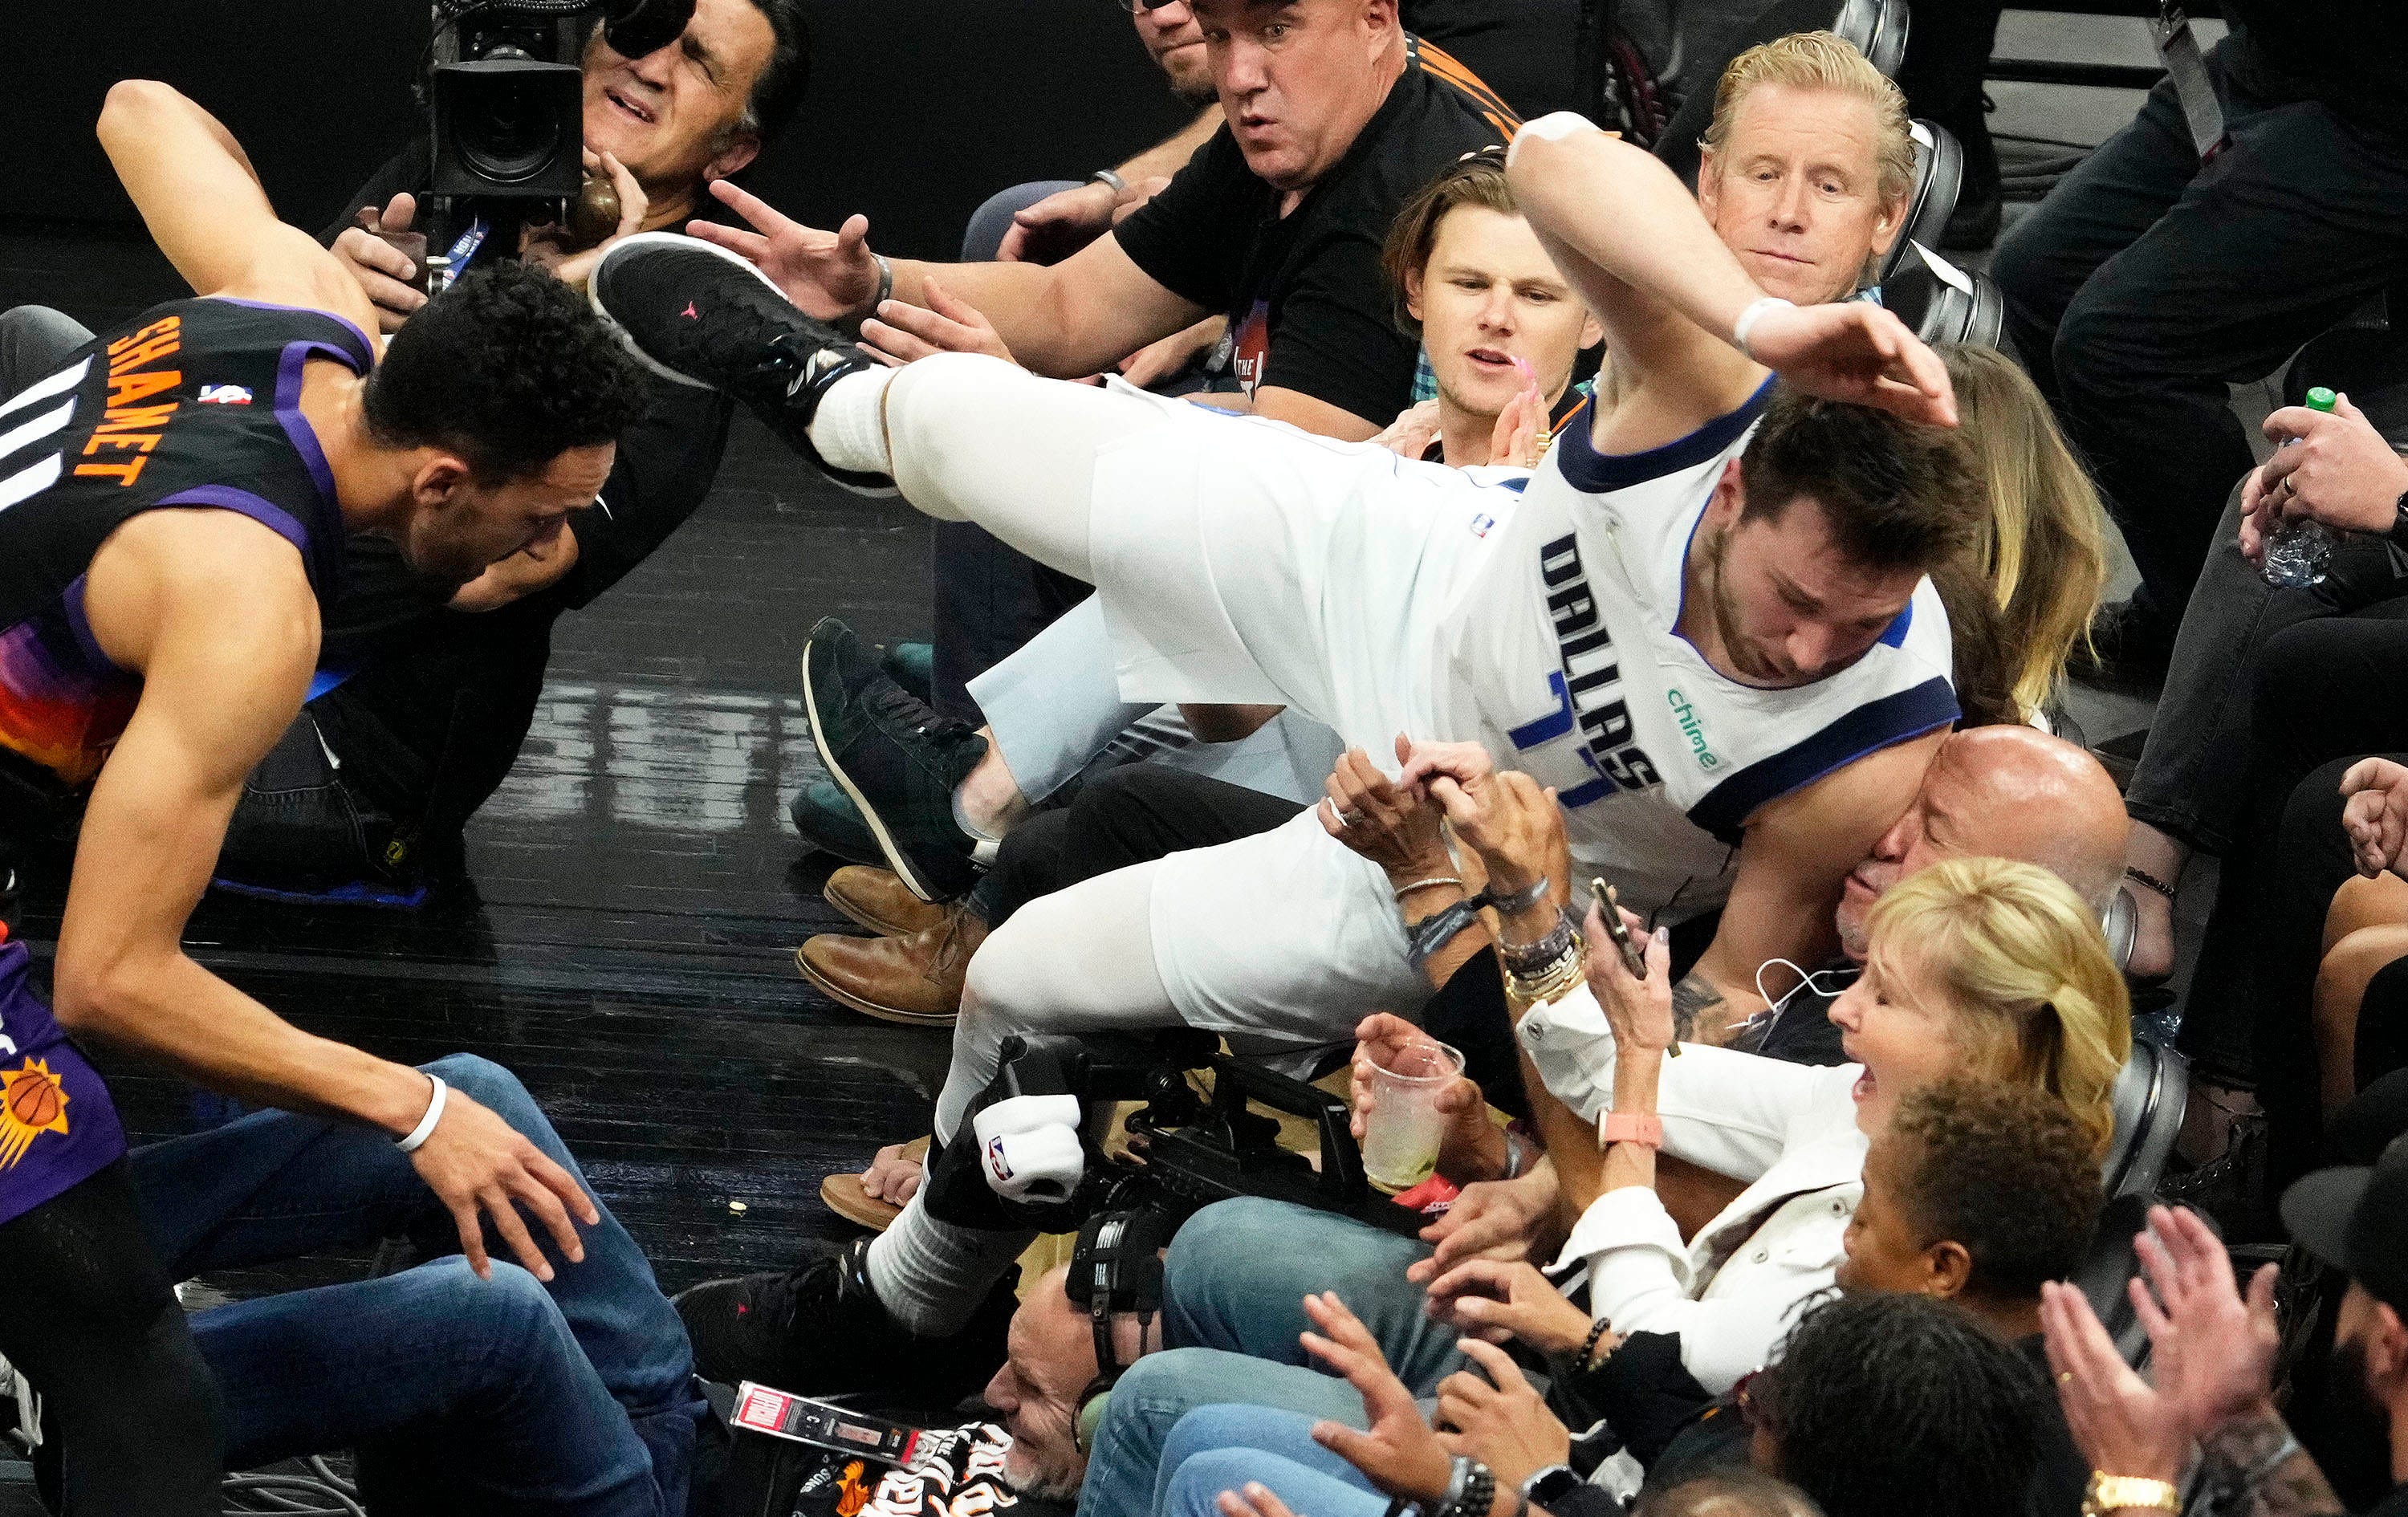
[1598, 1112, 1664, 1149]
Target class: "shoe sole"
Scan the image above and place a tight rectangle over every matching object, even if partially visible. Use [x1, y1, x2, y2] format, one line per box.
[800, 634, 951, 906]
[588, 231, 791, 391]
[589, 234, 899, 500]
[793, 944, 961, 1027]
[819, 1171, 903, 1230]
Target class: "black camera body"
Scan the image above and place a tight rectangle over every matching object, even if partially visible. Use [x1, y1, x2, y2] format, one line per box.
[419, 0, 694, 258]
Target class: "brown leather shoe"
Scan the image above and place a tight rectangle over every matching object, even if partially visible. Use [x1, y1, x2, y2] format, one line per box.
[824, 865, 950, 938]
[795, 909, 986, 1027]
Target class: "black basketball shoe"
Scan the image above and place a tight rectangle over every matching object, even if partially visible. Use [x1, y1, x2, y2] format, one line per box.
[801, 616, 986, 903]
[588, 232, 893, 495]
[674, 1235, 1017, 1406]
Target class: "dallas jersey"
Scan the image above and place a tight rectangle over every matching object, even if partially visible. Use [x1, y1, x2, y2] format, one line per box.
[1435, 377, 1959, 916]
[0, 297, 370, 787]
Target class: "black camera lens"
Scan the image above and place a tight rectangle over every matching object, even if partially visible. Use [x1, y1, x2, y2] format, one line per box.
[463, 85, 563, 182]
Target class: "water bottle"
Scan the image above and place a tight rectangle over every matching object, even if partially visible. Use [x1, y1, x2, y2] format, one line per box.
[2261, 386, 2340, 588]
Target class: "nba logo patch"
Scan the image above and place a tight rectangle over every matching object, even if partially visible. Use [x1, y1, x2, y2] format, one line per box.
[1470, 513, 1496, 539]
[197, 384, 252, 405]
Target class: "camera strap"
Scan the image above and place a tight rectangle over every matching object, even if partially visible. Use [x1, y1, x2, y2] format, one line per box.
[2152, 3, 2228, 162]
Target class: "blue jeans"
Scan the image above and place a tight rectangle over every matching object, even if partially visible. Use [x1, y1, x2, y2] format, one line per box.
[1076, 1198, 1460, 1517]
[131, 1053, 703, 1516]
[1160, 1405, 1388, 1517]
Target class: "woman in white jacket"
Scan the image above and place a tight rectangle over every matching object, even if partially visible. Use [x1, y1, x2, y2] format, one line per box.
[1461, 850, 2128, 1396]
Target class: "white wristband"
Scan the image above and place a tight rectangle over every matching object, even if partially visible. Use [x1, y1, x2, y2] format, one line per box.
[397, 1074, 447, 1154]
[1731, 296, 1796, 361]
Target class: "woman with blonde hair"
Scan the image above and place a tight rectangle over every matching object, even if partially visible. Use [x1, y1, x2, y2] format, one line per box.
[1935, 344, 2112, 729]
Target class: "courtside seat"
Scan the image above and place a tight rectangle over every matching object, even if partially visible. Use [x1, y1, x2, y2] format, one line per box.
[2071, 1190, 2157, 1365]
[2103, 1033, 2188, 1202]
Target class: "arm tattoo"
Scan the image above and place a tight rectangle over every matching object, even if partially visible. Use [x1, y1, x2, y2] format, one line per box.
[2194, 1409, 2347, 1517]
[1670, 972, 1726, 1044]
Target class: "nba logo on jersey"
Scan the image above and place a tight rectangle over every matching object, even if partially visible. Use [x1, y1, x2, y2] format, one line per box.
[1470, 513, 1495, 539]
[197, 384, 252, 405]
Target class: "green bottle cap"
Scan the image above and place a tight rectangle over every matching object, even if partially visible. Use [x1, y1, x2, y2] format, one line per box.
[2308, 386, 2338, 412]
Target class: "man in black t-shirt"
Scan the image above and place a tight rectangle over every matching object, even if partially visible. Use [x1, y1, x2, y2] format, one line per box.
[694, 0, 1512, 441]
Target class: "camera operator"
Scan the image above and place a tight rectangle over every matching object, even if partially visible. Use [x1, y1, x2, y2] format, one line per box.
[1993, 2, 2408, 684]
[211, 0, 811, 900]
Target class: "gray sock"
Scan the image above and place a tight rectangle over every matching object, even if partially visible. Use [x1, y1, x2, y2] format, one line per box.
[864, 1189, 1035, 1336]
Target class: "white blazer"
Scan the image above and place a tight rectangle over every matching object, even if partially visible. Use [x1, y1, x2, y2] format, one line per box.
[1516, 981, 1867, 1394]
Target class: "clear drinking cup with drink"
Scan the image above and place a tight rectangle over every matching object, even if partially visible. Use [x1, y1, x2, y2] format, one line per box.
[1357, 1037, 1466, 1194]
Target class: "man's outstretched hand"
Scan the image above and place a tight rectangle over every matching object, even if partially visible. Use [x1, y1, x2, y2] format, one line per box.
[405, 1084, 600, 1282]
[1739, 300, 1958, 429]
[693, 181, 882, 323]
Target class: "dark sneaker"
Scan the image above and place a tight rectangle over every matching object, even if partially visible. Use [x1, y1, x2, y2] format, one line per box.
[674, 1235, 1016, 1405]
[881, 641, 936, 706]
[588, 232, 893, 496]
[788, 777, 882, 866]
[2159, 1112, 2278, 1242]
[801, 617, 986, 902]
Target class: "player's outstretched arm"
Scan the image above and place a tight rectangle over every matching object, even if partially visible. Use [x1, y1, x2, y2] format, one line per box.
[1504, 113, 1953, 436]
[1683, 728, 1948, 1041]
[54, 513, 597, 1281]
[97, 80, 378, 336]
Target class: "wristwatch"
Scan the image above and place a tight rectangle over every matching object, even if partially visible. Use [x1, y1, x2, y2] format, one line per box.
[1434, 1457, 1499, 1517]
[1598, 1112, 1664, 1149]
[2386, 485, 2408, 547]
[2081, 1474, 2181, 1516]
[1522, 1464, 1584, 1512]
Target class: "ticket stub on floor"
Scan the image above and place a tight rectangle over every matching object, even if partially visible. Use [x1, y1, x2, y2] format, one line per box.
[733, 1382, 925, 1467]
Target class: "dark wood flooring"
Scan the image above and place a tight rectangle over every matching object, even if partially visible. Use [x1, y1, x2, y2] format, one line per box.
[0, 226, 948, 1323]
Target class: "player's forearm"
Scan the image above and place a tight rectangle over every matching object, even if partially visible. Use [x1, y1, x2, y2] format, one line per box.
[1505, 117, 1764, 352]
[54, 950, 435, 1134]
[1119, 104, 1222, 184]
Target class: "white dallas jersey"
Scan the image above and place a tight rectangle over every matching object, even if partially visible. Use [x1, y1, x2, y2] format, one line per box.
[1434, 379, 1959, 920]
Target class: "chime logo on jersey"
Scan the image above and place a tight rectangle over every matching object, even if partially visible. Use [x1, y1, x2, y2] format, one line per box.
[0, 1056, 71, 1171]
[197, 384, 252, 405]
[1536, 531, 1662, 797]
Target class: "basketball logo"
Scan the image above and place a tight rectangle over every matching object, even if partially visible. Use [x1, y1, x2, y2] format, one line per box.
[0, 1057, 70, 1170]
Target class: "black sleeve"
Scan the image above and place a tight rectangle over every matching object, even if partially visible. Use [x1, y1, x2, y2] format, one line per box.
[1546, 1486, 1627, 1517]
[320, 140, 433, 247]
[1254, 226, 1424, 427]
[1110, 130, 1255, 311]
[553, 379, 738, 608]
[1420, 947, 1530, 1121]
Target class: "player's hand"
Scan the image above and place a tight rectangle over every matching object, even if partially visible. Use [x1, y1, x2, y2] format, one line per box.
[1585, 905, 1676, 1052]
[1435, 1340, 1574, 1489]
[332, 192, 425, 334]
[2340, 758, 2408, 877]
[998, 180, 1120, 264]
[1739, 300, 1957, 429]
[695, 181, 881, 322]
[540, 149, 648, 293]
[1301, 1291, 1456, 1504]
[1375, 399, 1445, 461]
[1489, 362, 1548, 467]
[859, 277, 1017, 367]
[2255, 392, 2408, 535]
[1410, 1165, 1562, 1283]
[1319, 742, 1446, 877]
[403, 1083, 600, 1282]
[1120, 315, 1224, 390]
[1422, 1258, 1592, 1355]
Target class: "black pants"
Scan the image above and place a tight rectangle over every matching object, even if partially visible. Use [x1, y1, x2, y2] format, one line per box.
[978, 765, 1304, 927]
[2184, 615, 2408, 1182]
[1992, 31, 2408, 628]
[0, 1161, 224, 1515]
[1893, 0, 2005, 196]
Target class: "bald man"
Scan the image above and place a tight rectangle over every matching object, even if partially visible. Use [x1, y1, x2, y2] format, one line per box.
[1753, 723, 2130, 1066]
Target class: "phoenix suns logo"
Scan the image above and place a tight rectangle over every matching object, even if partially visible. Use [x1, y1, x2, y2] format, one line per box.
[0, 1057, 70, 1169]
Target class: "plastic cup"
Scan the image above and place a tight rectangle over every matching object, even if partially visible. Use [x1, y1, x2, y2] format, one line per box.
[1358, 1038, 1465, 1194]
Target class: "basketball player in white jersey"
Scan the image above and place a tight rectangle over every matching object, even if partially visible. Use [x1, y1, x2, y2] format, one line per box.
[591, 35, 1979, 1384]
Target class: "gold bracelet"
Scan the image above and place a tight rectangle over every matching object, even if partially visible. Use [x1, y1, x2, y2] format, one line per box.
[2081, 1474, 2180, 1516]
[1505, 943, 1588, 1007]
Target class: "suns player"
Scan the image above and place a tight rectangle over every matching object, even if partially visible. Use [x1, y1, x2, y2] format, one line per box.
[0, 79, 647, 1510]
[592, 37, 1979, 1387]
